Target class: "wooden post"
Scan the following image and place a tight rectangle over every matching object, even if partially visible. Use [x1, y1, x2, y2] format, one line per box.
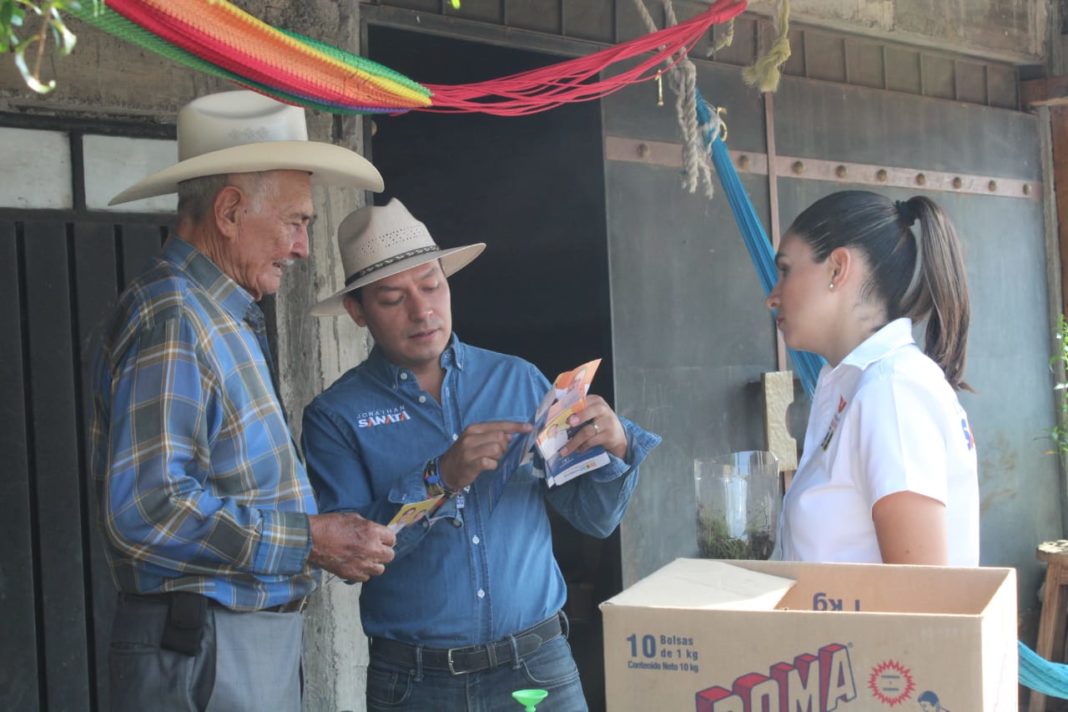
[762, 371, 798, 494]
[1050, 105, 1068, 317]
[1023, 79, 1068, 316]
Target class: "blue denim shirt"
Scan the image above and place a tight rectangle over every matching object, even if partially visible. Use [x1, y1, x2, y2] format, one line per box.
[301, 337, 660, 646]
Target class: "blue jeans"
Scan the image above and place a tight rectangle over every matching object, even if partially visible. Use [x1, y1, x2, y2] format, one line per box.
[366, 635, 588, 712]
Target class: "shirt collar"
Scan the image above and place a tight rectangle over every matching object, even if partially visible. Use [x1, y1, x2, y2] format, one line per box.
[163, 237, 256, 324]
[367, 333, 466, 388]
[838, 317, 915, 370]
[444, 335, 466, 371]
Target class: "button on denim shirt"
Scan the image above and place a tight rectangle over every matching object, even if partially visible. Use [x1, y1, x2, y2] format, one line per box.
[302, 337, 660, 646]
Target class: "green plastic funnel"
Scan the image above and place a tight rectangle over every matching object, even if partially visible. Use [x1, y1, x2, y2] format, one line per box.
[512, 688, 549, 711]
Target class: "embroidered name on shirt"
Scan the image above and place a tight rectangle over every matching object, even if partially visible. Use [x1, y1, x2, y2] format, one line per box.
[357, 406, 411, 429]
[820, 396, 848, 451]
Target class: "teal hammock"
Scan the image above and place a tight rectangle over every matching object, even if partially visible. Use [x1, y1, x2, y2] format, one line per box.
[694, 91, 824, 395]
[695, 89, 1065, 699]
[1019, 640, 1068, 698]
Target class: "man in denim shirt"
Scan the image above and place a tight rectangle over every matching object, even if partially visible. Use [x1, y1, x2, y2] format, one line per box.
[303, 198, 661, 711]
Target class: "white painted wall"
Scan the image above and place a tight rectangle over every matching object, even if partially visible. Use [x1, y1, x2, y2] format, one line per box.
[0, 128, 71, 209]
[82, 135, 177, 212]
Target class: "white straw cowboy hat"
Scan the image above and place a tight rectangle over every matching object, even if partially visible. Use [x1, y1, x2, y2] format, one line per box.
[311, 198, 485, 317]
[109, 90, 384, 205]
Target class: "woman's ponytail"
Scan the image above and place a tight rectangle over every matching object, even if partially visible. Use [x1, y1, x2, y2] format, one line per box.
[902, 196, 971, 391]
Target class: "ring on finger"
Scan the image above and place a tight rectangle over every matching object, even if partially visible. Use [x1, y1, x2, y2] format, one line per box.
[592, 419, 600, 434]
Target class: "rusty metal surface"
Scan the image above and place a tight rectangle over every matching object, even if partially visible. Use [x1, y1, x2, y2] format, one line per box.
[774, 75, 1041, 180]
[605, 135, 1041, 202]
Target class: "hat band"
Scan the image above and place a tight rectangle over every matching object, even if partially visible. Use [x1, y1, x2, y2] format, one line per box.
[344, 245, 440, 286]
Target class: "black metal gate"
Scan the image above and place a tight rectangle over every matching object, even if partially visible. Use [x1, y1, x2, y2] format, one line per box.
[1, 117, 173, 711]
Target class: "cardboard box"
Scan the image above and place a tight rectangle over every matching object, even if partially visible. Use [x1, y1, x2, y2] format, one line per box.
[601, 558, 1017, 711]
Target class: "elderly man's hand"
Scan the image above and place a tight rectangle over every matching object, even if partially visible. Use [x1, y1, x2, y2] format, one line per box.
[558, 395, 628, 460]
[438, 420, 533, 492]
[307, 512, 396, 582]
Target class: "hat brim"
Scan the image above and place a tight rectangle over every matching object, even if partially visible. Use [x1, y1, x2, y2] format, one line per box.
[109, 141, 384, 205]
[310, 243, 486, 317]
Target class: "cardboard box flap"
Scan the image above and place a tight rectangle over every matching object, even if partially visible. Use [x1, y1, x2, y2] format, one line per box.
[728, 560, 1012, 615]
[600, 558, 795, 610]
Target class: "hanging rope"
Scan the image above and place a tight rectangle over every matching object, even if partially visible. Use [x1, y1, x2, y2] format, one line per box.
[742, 0, 791, 93]
[630, 0, 822, 389]
[70, 0, 747, 116]
[630, 0, 722, 199]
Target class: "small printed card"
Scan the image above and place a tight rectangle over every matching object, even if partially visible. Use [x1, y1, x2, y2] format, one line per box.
[387, 494, 446, 533]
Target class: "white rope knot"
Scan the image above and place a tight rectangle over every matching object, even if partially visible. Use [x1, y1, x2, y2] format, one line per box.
[631, 0, 789, 199]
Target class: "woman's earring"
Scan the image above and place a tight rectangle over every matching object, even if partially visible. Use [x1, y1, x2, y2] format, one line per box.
[828, 282, 835, 290]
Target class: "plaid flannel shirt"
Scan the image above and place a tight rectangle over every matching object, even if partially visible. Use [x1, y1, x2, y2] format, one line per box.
[90, 237, 317, 610]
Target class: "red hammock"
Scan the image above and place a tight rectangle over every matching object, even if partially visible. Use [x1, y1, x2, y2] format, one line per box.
[88, 0, 746, 116]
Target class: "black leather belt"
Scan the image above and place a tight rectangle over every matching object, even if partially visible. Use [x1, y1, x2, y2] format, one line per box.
[124, 592, 307, 614]
[370, 612, 565, 675]
[260, 597, 308, 613]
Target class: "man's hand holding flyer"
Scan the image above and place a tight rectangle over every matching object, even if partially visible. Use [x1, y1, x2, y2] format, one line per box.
[525, 358, 610, 487]
[390, 359, 611, 532]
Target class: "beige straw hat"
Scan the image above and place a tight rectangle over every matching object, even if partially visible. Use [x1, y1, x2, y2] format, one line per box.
[109, 90, 383, 205]
[311, 198, 485, 317]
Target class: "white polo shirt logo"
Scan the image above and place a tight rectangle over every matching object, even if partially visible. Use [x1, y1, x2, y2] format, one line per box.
[961, 417, 975, 450]
[357, 406, 412, 428]
[820, 396, 848, 451]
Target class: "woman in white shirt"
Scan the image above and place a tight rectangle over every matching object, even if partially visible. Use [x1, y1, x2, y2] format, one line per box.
[766, 190, 979, 566]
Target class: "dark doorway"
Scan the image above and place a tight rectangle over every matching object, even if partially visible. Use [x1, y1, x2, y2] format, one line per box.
[367, 25, 616, 709]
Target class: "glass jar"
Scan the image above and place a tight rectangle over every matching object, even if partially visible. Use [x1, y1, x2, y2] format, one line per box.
[694, 450, 780, 560]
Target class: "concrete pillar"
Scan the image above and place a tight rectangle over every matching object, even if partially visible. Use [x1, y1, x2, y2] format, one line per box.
[279, 114, 374, 710]
[268, 5, 374, 710]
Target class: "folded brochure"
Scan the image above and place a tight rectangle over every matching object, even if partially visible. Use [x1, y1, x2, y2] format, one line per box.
[388, 359, 611, 532]
[493, 358, 610, 505]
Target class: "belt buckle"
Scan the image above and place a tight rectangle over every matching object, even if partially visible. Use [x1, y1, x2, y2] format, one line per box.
[447, 647, 465, 675]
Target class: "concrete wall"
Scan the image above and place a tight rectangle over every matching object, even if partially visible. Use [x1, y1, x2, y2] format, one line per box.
[750, 0, 1049, 65]
[0, 3, 373, 709]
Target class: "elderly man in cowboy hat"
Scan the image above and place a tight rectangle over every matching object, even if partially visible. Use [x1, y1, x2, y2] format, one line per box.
[301, 198, 661, 711]
[89, 90, 396, 712]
